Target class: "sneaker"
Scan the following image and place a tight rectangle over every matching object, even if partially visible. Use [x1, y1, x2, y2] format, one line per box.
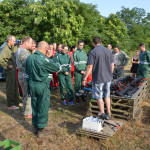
[24, 114, 32, 118]
[98, 112, 110, 120]
[76, 98, 79, 104]
[62, 100, 67, 105]
[37, 128, 51, 138]
[69, 101, 74, 105]
[8, 106, 19, 110]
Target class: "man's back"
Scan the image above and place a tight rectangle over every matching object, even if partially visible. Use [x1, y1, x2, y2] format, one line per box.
[87, 45, 113, 83]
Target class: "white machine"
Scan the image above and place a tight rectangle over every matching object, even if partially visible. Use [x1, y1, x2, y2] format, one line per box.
[82, 116, 104, 132]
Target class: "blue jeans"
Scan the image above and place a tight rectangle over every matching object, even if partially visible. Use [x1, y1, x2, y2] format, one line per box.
[92, 81, 111, 99]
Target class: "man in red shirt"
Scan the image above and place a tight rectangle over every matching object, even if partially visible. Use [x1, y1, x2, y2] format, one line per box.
[67, 45, 77, 84]
[48, 44, 59, 88]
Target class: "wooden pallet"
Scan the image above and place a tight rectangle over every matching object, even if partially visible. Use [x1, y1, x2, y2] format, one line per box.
[90, 81, 148, 119]
[76, 120, 123, 140]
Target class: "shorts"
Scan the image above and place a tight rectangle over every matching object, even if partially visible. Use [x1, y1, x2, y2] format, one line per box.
[92, 81, 111, 99]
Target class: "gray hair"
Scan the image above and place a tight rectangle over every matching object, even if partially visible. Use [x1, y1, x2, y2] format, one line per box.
[7, 35, 15, 42]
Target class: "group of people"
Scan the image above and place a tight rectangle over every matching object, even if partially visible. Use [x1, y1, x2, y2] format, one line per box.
[0, 35, 150, 138]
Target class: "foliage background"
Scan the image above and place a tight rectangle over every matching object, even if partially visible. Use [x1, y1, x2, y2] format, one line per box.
[0, 0, 150, 54]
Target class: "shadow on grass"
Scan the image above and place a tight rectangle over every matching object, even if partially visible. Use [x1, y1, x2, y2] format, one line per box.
[0, 99, 32, 133]
[0, 133, 5, 141]
[141, 105, 150, 125]
[50, 89, 90, 118]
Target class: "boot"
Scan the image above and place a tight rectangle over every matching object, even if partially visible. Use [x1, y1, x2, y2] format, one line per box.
[76, 97, 79, 104]
[37, 128, 51, 138]
[81, 95, 86, 103]
[32, 125, 38, 134]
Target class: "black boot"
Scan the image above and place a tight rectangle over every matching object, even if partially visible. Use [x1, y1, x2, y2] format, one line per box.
[75, 97, 79, 104]
[81, 95, 86, 103]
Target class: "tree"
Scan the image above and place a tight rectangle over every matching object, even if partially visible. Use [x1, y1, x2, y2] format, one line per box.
[98, 14, 129, 51]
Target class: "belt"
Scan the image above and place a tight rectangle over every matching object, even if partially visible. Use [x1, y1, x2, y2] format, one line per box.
[140, 61, 150, 65]
[74, 61, 87, 65]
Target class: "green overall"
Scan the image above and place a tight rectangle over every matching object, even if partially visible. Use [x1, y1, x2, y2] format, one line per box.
[73, 49, 87, 94]
[0, 44, 19, 107]
[137, 50, 150, 79]
[57, 52, 73, 101]
[26, 51, 65, 128]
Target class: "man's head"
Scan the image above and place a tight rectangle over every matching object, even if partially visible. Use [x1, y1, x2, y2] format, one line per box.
[107, 44, 112, 50]
[37, 41, 50, 56]
[93, 36, 102, 47]
[62, 45, 68, 54]
[53, 43, 57, 50]
[114, 46, 120, 53]
[31, 40, 37, 52]
[49, 44, 54, 51]
[57, 43, 62, 52]
[71, 45, 77, 52]
[78, 40, 84, 50]
[139, 43, 146, 52]
[21, 37, 33, 50]
[7, 35, 16, 47]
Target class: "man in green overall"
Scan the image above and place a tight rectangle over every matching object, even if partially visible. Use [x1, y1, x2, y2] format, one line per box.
[26, 41, 67, 138]
[137, 43, 150, 79]
[73, 40, 87, 103]
[0, 36, 19, 109]
[57, 45, 74, 105]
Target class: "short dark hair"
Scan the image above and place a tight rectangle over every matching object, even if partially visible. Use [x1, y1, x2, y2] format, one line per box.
[78, 40, 84, 45]
[57, 43, 62, 47]
[139, 42, 145, 47]
[93, 36, 102, 45]
[107, 43, 112, 46]
[49, 43, 53, 46]
[22, 36, 32, 44]
[62, 45, 68, 49]
[114, 46, 120, 49]
[71, 45, 77, 51]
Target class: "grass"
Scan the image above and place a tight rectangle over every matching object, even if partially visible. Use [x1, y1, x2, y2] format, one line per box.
[0, 65, 150, 150]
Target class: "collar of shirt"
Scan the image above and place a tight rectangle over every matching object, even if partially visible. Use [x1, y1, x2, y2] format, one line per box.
[34, 50, 46, 57]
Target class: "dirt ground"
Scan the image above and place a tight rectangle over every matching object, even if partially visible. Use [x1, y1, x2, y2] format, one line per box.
[0, 67, 150, 150]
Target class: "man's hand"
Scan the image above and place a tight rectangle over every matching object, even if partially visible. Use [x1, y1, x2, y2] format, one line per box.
[46, 49, 53, 58]
[82, 80, 86, 86]
[9, 65, 13, 68]
[81, 71, 86, 74]
[65, 72, 69, 75]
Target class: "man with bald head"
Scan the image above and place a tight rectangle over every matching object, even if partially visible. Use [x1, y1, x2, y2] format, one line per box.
[0, 35, 19, 109]
[26, 41, 67, 138]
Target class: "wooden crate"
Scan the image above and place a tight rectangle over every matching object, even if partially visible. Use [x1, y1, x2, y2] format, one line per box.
[90, 81, 148, 119]
[76, 120, 123, 140]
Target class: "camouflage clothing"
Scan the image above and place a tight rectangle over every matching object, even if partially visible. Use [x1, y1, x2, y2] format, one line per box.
[0, 44, 19, 107]
[112, 50, 129, 78]
[16, 46, 32, 116]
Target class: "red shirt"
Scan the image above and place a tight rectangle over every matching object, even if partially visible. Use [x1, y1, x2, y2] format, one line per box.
[68, 51, 75, 72]
[52, 49, 56, 57]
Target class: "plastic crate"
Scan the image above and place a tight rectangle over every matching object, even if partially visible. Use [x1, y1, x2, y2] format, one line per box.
[0, 139, 21, 150]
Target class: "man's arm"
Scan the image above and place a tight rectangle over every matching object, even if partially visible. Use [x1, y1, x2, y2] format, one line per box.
[111, 63, 114, 73]
[82, 65, 93, 86]
[123, 52, 129, 66]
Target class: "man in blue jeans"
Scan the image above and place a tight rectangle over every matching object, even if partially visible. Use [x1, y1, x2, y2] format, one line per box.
[82, 36, 114, 120]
